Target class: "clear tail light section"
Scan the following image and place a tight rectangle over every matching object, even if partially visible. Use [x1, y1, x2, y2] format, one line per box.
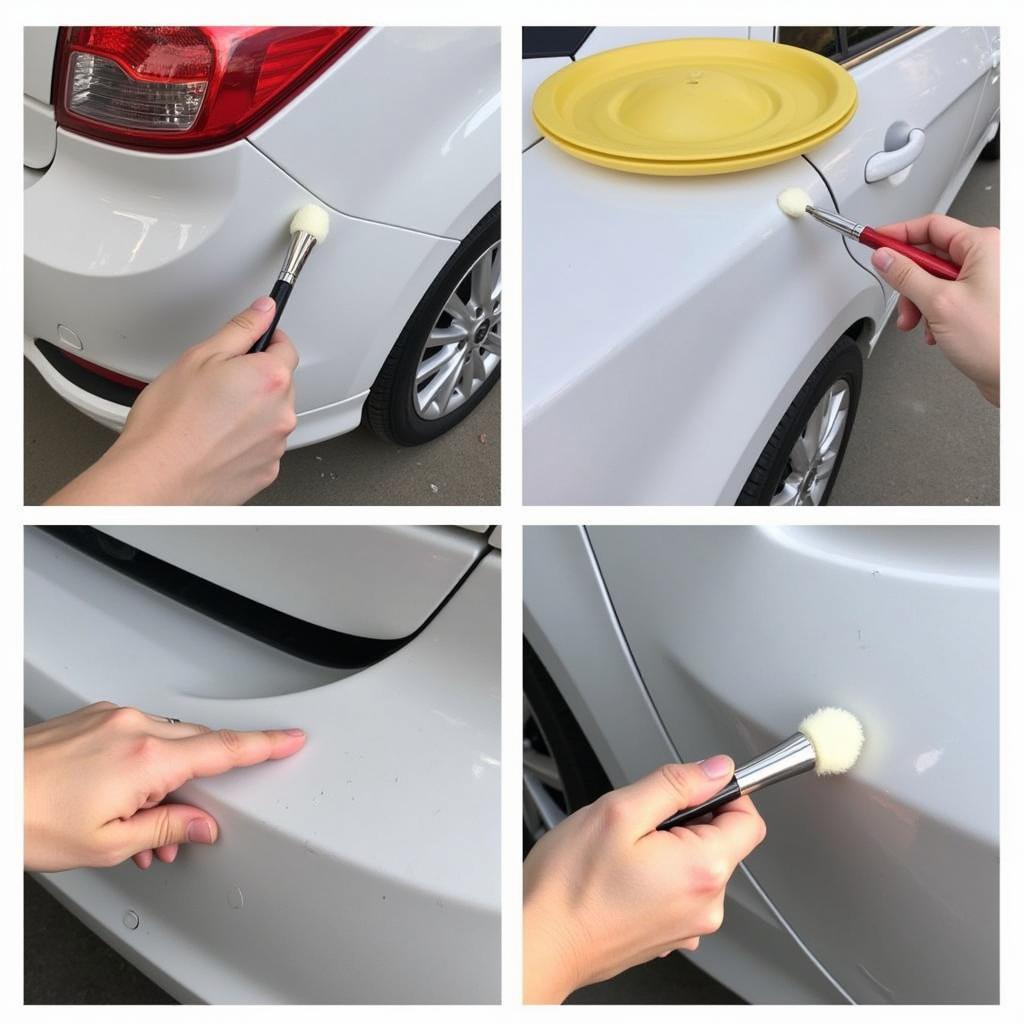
[54, 26, 367, 150]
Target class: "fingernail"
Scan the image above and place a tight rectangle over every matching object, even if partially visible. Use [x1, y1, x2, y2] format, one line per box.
[700, 755, 733, 779]
[284, 728, 306, 737]
[871, 248, 894, 272]
[250, 296, 274, 312]
[186, 819, 214, 844]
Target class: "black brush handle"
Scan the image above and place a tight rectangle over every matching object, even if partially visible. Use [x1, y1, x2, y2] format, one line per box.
[250, 278, 293, 353]
[656, 777, 742, 831]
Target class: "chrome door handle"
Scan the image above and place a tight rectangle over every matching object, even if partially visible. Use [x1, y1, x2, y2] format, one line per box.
[865, 128, 926, 183]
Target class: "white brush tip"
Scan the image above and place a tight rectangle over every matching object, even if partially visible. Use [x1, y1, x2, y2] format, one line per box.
[777, 187, 812, 219]
[290, 204, 330, 243]
[798, 707, 864, 775]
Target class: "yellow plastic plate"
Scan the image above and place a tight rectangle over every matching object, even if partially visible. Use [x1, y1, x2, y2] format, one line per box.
[533, 37, 857, 166]
[539, 99, 857, 176]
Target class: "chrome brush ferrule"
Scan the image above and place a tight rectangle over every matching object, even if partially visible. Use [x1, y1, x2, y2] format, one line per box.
[278, 231, 318, 284]
[804, 206, 865, 241]
[734, 732, 816, 794]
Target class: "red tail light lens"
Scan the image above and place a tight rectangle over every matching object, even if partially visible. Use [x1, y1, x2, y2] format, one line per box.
[54, 26, 367, 150]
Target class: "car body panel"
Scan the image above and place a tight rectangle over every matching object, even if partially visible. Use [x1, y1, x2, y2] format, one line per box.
[586, 525, 998, 1004]
[577, 25, 752, 59]
[24, 27, 499, 448]
[101, 525, 488, 640]
[523, 142, 882, 504]
[522, 26, 997, 505]
[25, 527, 500, 1003]
[802, 27, 998, 287]
[251, 27, 500, 240]
[23, 28, 58, 168]
[522, 57, 569, 149]
[523, 525, 846, 1003]
[24, 130, 457, 444]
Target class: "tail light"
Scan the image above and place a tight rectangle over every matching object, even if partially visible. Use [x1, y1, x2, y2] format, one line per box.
[54, 26, 367, 150]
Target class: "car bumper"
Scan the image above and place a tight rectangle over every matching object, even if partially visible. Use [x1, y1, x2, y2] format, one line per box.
[24, 528, 500, 1003]
[24, 130, 458, 447]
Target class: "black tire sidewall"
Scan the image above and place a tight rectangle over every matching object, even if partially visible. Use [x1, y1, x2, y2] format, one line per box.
[523, 642, 611, 821]
[742, 338, 863, 505]
[369, 206, 500, 445]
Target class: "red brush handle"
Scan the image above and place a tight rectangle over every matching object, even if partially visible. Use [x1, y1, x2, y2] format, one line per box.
[859, 226, 961, 281]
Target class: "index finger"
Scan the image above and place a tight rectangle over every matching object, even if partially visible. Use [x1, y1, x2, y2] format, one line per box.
[260, 329, 299, 373]
[169, 727, 307, 780]
[680, 794, 766, 865]
[873, 215, 973, 265]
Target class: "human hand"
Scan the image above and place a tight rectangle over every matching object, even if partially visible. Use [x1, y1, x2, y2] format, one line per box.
[46, 297, 299, 505]
[870, 216, 999, 405]
[24, 702, 306, 872]
[522, 758, 766, 1003]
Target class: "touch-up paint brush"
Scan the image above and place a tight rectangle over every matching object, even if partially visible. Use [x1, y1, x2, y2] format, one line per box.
[250, 204, 331, 353]
[656, 707, 864, 831]
[777, 187, 960, 281]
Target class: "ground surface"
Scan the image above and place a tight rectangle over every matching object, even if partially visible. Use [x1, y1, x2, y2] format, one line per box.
[23, 375, 499, 506]
[830, 157, 999, 505]
[24, 877, 175, 1004]
[566, 953, 742, 1004]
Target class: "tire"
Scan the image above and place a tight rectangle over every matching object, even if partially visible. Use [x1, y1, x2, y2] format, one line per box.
[737, 334, 862, 505]
[523, 641, 611, 855]
[979, 127, 999, 161]
[365, 205, 501, 444]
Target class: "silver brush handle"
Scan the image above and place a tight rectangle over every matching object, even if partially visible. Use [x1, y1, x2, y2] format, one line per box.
[656, 733, 815, 831]
[278, 231, 318, 284]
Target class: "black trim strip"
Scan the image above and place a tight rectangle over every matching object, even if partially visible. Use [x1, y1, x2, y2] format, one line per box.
[40, 527, 487, 671]
[34, 340, 140, 408]
[523, 27, 595, 59]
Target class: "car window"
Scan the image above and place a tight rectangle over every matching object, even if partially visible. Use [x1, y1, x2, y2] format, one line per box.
[843, 26, 897, 53]
[522, 26, 594, 59]
[776, 27, 838, 59]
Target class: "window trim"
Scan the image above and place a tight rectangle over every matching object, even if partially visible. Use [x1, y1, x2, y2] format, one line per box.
[840, 27, 927, 68]
[774, 26, 928, 67]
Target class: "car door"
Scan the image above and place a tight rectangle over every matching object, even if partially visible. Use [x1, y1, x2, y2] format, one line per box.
[784, 27, 997, 282]
[587, 525, 998, 1004]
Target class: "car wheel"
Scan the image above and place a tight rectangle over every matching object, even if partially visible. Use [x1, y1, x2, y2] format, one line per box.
[523, 642, 610, 854]
[979, 127, 999, 161]
[365, 205, 501, 444]
[737, 334, 862, 506]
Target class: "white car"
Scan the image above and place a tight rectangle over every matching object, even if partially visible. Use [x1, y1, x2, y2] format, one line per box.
[524, 525, 998, 1003]
[25, 26, 500, 448]
[523, 27, 999, 504]
[25, 525, 501, 1003]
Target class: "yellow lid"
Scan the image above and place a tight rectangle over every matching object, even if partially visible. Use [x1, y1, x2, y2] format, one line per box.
[533, 37, 857, 171]
[540, 98, 857, 176]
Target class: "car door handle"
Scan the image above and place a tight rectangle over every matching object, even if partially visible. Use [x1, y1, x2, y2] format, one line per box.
[865, 128, 926, 183]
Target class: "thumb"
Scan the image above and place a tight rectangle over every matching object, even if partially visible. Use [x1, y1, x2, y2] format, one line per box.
[611, 758, 735, 840]
[110, 803, 219, 861]
[203, 297, 277, 358]
[870, 247, 943, 315]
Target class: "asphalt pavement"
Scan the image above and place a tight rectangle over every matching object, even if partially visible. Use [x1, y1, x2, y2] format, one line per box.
[24, 876, 175, 1004]
[567, 953, 742, 1004]
[23, 370, 499, 506]
[830, 157, 999, 505]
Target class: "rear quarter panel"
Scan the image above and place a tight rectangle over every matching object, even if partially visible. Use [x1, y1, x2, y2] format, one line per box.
[587, 525, 998, 1003]
[251, 27, 500, 240]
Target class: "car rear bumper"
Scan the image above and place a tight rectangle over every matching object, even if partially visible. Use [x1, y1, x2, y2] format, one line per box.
[24, 130, 458, 447]
[24, 334, 369, 447]
[24, 528, 500, 1003]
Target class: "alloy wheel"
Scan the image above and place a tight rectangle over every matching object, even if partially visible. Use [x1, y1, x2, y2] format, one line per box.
[414, 241, 501, 420]
[771, 380, 851, 506]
